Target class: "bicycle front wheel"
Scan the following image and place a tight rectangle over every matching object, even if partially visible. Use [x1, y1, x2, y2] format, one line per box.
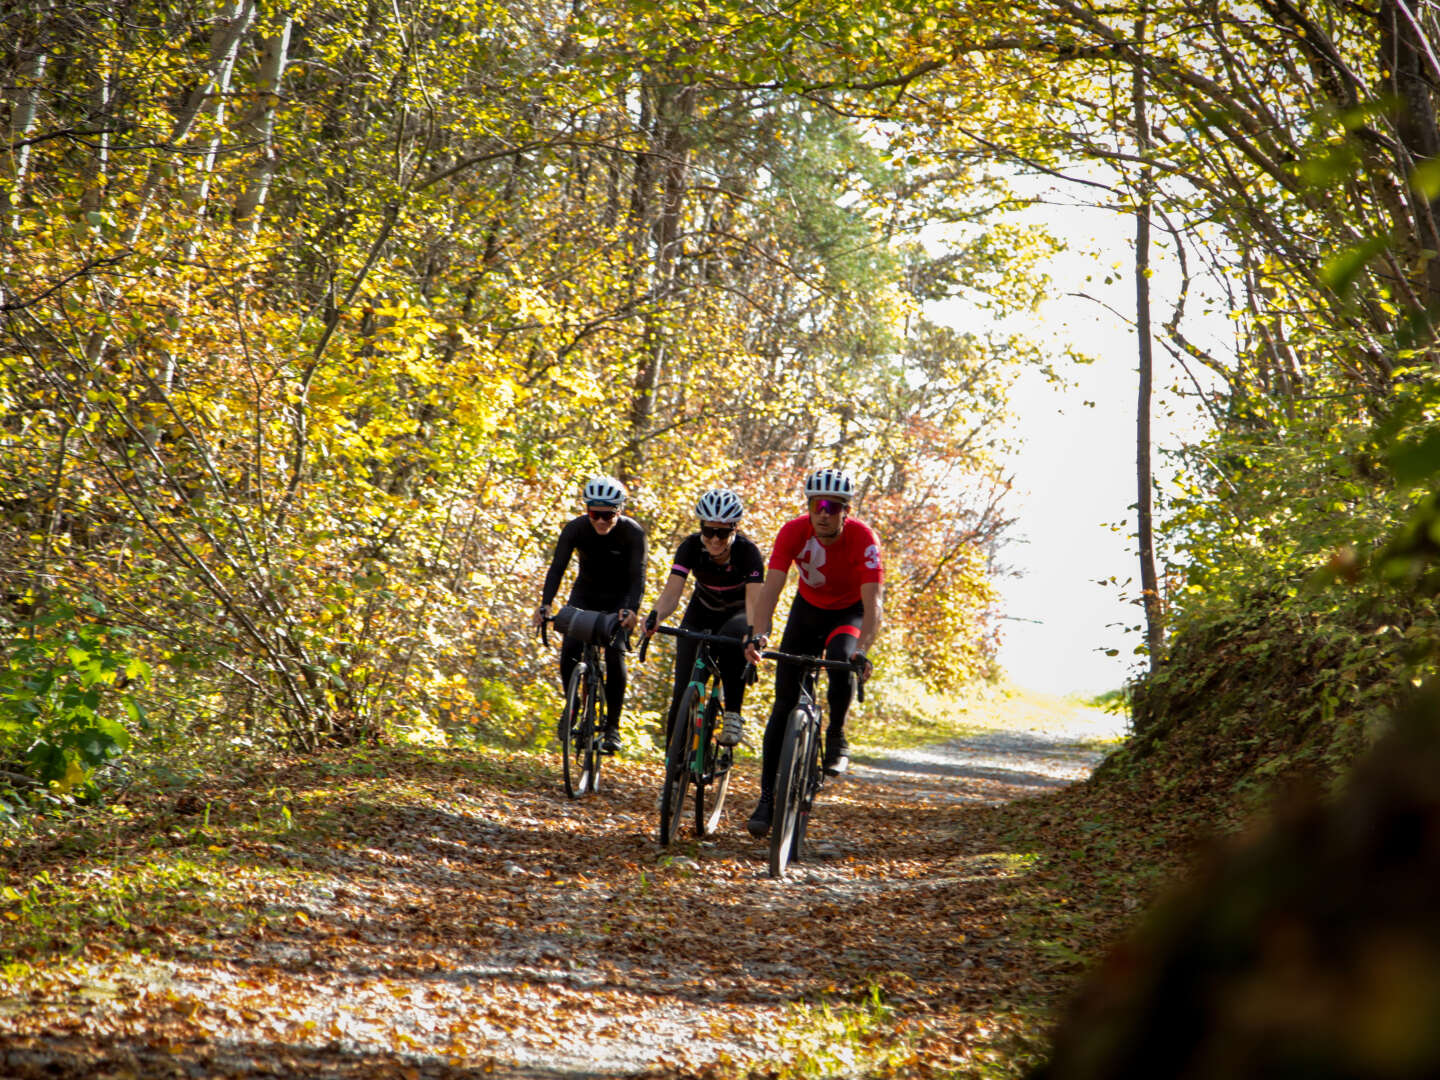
[769, 706, 813, 878]
[561, 664, 589, 799]
[659, 686, 698, 845]
[584, 671, 603, 794]
[695, 694, 730, 837]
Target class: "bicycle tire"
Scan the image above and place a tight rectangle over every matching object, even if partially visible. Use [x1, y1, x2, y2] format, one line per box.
[561, 663, 589, 799]
[584, 668, 603, 794]
[696, 694, 730, 837]
[791, 725, 821, 863]
[659, 685, 698, 845]
[769, 706, 813, 877]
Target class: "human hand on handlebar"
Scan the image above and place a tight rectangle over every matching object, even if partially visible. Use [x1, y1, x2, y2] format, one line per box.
[851, 651, 873, 681]
[745, 630, 769, 664]
[618, 608, 637, 630]
[532, 604, 549, 631]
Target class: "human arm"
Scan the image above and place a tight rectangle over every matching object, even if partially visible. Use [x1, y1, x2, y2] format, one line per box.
[743, 580, 763, 634]
[649, 572, 687, 627]
[744, 568, 788, 662]
[618, 522, 647, 629]
[851, 581, 883, 679]
[535, 523, 578, 627]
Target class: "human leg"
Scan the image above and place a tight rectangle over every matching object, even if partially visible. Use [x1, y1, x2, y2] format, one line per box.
[600, 640, 627, 752]
[716, 612, 750, 746]
[558, 636, 583, 735]
[823, 628, 860, 773]
[665, 632, 700, 743]
[749, 608, 818, 837]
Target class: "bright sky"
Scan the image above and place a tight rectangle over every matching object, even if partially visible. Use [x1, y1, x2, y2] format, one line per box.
[941, 195, 1224, 697]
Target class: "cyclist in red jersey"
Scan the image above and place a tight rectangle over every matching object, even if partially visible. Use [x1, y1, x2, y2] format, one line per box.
[743, 467, 883, 838]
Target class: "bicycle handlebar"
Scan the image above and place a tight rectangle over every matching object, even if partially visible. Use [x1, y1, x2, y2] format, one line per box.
[539, 611, 630, 651]
[758, 648, 856, 672]
[758, 648, 867, 703]
[639, 622, 747, 663]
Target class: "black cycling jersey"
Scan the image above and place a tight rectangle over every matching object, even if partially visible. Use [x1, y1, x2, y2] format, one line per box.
[668, 532, 764, 614]
[541, 514, 647, 612]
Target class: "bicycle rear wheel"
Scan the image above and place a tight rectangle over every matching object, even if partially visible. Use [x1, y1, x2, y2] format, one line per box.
[659, 686, 698, 845]
[769, 706, 813, 878]
[561, 665, 589, 799]
[695, 694, 730, 837]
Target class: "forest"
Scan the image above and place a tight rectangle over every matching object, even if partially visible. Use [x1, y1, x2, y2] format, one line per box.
[7, 0, 1440, 1077]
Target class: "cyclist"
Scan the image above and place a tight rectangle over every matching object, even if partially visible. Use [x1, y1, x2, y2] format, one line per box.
[533, 475, 647, 754]
[643, 488, 765, 749]
[743, 467, 883, 838]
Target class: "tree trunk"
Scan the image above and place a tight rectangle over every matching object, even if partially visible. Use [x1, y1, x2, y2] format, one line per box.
[624, 79, 695, 482]
[233, 16, 294, 238]
[1380, 0, 1440, 310]
[4, 0, 51, 242]
[1133, 9, 1165, 670]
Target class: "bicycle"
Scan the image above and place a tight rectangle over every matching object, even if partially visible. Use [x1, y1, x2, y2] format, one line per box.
[541, 606, 626, 799]
[640, 623, 748, 845]
[758, 647, 865, 878]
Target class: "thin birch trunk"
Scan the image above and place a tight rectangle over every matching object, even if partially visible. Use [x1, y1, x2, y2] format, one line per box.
[1133, 9, 1165, 670]
[233, 15, 293, 238]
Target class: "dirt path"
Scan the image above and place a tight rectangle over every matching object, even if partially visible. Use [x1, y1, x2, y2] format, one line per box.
[1, 690, 1127, 1079]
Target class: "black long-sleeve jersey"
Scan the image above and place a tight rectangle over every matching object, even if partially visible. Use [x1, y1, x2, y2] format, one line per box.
[541, 514, 647, 613]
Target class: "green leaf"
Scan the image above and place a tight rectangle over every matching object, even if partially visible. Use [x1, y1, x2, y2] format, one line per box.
[1298, 143, 1360, 188]
[1411, 158, 1440, 199]
[1388, 427, 1440, 486]
[1319, 236, 1390, 296]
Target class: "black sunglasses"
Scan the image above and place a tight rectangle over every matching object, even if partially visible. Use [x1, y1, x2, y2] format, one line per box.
[588, 508, 617, 521]
[700, 525, 735, 540]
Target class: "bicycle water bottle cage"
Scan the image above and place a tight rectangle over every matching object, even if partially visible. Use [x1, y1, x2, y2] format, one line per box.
[555, 606, 620, 644]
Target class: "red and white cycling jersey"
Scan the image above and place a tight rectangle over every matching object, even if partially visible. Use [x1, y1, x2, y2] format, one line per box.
[768, 515, 884, 610]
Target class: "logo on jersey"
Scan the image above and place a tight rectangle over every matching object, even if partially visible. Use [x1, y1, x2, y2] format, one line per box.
[795, 537, 827, 588]
[864, 543, 881, 570]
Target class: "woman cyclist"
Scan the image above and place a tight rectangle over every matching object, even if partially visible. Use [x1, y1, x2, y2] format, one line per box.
[533, 475, 647, 754]
[644, 488, 764, 748]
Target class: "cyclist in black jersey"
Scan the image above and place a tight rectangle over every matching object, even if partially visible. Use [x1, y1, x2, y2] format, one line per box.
[534, 475, 647, 754]
[643, 488, 764, 748]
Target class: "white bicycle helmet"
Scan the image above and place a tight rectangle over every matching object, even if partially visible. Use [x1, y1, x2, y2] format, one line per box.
[695, 488, 743, 524]
[802, 467, 855, 501]
[581, 475, 626, 507]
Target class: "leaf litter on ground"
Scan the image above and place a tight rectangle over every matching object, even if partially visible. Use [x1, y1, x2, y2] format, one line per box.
[0, 689, 1193, 1079]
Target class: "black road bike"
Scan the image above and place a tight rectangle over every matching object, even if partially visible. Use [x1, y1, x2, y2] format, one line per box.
[760, 648, 865, 878]
[640, 624, 747, 845]
[542, 607, 626, 799]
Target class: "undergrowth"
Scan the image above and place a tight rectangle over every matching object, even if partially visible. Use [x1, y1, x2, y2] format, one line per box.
[1100, 583, 1440, 825]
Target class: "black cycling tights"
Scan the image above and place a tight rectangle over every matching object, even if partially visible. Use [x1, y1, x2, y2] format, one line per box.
[560, 637, 626, 729]
[665, 609, 749, 740]
[759, 595, 862, 796]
